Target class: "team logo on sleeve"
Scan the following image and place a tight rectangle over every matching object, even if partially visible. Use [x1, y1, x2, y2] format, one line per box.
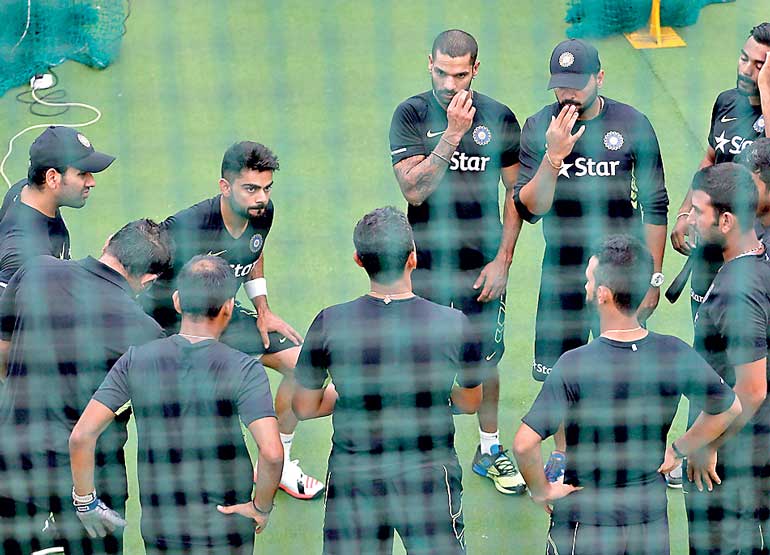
[603, 131, 624, 151]
[76, 133, 91, 148]
[249, 233, 264, 253]
[755, 115, 766, 134]
[558, 52, 574, 68]
[472, 125, 491, 146]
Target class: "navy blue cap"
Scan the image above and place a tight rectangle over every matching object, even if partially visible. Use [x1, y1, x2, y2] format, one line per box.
[547, 39, 601, 90]
[29, 126, 115, 174]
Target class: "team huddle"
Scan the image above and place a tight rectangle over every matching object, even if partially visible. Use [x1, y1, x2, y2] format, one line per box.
[0, 24, 769, 555]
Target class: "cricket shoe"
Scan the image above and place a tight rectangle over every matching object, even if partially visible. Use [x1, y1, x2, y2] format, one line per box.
[279, 459, 325, 500]
[544, 451, 566, 483]
[472, 444, 527, 495]
[665, 463, 683, 489]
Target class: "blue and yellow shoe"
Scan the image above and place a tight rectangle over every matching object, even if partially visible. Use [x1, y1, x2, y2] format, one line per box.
[472, 444, 527, 495]
[544, 451, 567, 483]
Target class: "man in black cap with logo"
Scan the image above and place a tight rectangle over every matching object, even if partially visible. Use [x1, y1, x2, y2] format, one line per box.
[388, 29, 526, 496]
[0, 125, 115, 287]
[514, 39, 669, 482]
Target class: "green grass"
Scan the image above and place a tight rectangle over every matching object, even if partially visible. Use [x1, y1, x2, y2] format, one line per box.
[0, 1, 767, 552]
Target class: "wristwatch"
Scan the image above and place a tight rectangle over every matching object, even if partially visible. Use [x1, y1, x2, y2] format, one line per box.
[650, 272, 665, 288]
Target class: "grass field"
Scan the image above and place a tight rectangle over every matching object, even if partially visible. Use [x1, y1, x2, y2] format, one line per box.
[1, 1, 768, 553]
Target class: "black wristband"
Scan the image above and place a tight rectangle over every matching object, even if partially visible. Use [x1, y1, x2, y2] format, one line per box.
[671, 441, 686, 459]
[252, 498, 273, 517]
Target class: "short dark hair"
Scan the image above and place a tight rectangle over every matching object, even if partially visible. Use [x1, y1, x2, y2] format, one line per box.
[353, 206, 414, 283]
[750, 22, 770, 47]
[432, 29, 478, 65]
[691, 163, 758, 232]
[741, 137, 770, 187]
[221, 141, 280, 182]
[593, 235, 653, 315]
[176, 255, 238, 319]
[27, 164, 67, 188]
[105, 219, 172, 278]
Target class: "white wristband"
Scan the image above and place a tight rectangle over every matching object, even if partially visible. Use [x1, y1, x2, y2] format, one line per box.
[244, 277, 267, 299]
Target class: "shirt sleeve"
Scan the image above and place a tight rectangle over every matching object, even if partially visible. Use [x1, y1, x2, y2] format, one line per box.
[92, 349, 133, 412]
[236, 358, 276, 426]
[513, 115, 544, 224]
[295, 310, 331, 390]
[631, 114, 668, 226]
[678, 342, 736, 415]
[389, 100, 428, 165]
[456, 314, 486, 388]
[0, 264, 23, 340]
[521, 355, 572, 439]
[499, 107, 522, 168]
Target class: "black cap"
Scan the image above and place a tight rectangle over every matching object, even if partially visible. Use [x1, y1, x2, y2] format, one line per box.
[547, 39, 601, 90]
[29, 126, 115, 175]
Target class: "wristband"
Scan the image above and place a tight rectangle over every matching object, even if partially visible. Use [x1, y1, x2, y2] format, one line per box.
[671, 441, 686, 459]
[432, 151, 451, 164]
[252, 498, 274, 517]
[440, 135, 459, 148]
[72, 488, 100, 511]
[244, 278, 267, 299]
[544, 150, 563, 170]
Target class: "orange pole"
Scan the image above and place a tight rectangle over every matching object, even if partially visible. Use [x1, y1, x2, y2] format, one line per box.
[649, 0, 662, 45]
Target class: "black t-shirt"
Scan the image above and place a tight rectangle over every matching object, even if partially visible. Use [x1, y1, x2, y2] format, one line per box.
[143, 195, 274, 328]
[693, 252, 770, 464]
[389, 91, 521, 271]
[93, 336, 275, 547]
[295, 295, 484, 473]
[0, 180, 70, 286]
[0, 256, 163, 455]
[523, 332, 735, 525]
[708, 88, 765, 164]
[514, 98, 668, 270]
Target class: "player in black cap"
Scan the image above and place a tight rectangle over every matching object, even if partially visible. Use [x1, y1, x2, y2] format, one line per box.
[0, 126, 115, 286]
[141, 141, 326, 500]
[388, 29, 526, 496]
[514, 39, 669, 482]
[669, 24, 770, 318]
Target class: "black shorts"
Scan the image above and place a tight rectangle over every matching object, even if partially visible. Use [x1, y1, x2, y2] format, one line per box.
[323, 459, 465, 555]
[532, 265, 598, 382]
[411, 268, 506, 367]
[546, 516, 669, 555]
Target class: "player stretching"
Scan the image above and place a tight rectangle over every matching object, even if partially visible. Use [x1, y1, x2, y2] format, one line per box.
[514, 39, 669, 482]
[389, 29, 525, 495]
[143, 141, 325, 499]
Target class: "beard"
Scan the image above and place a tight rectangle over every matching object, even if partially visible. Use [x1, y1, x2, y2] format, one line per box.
[737, 74, 759, 96]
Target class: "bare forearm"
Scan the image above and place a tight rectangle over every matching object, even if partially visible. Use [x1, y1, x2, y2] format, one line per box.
[397, 139, 458, 205]
[711, 389, 764, 451]
[644, 224, 666, 272]
[253, 452, 282, 510]
[513, 440, 548, 497]
[518, 158, 560, 216]
[675, 398, 741, 455]
[69, 437, 97, 495]
[496, 192, 522, 265]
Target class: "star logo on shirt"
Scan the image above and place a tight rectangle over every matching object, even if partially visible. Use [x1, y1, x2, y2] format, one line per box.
[558, 161, 573, 178]
[714, 130, 730, 153]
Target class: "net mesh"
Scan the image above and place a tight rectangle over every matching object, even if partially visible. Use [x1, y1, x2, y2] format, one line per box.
[0, 0, 127, 97]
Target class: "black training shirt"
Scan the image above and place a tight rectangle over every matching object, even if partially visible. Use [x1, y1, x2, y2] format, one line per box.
[708, 88, 765, 164]
[0, 180, 70, 286]
[523, 332, 734, 525]
[296, 295, 484, 473]
[93, 336, 275, 547]
[514, 98, 668, 269]
[389, 91, 520, 271]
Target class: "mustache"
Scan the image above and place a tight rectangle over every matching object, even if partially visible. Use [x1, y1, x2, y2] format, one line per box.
[738, 74, 757, 87]
[249, 204, 266, 210]
[560, 99, 582, 107]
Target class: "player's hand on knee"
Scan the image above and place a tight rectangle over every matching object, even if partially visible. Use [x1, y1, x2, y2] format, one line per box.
[670, 216, 694, 255]
[545, 104, 585, 163]
[446, 90, 475, 143]
[531, 482, 582, 514]
[72, 492, 126, 538]
[256, 309, 303, 349]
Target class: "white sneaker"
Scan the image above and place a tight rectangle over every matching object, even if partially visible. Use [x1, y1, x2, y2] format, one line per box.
[665, 462, 683, 489]
[279, 459, 325, 500]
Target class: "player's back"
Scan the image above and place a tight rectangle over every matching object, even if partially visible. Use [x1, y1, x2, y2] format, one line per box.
[306, 295, 482, 473]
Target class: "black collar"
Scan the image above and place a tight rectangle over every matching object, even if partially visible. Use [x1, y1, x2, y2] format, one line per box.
[78, 256, 133, 295]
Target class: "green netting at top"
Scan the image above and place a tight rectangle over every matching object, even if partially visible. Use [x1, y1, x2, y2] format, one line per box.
[0, 0, 128, 97]
[565, 0, 735, 38]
